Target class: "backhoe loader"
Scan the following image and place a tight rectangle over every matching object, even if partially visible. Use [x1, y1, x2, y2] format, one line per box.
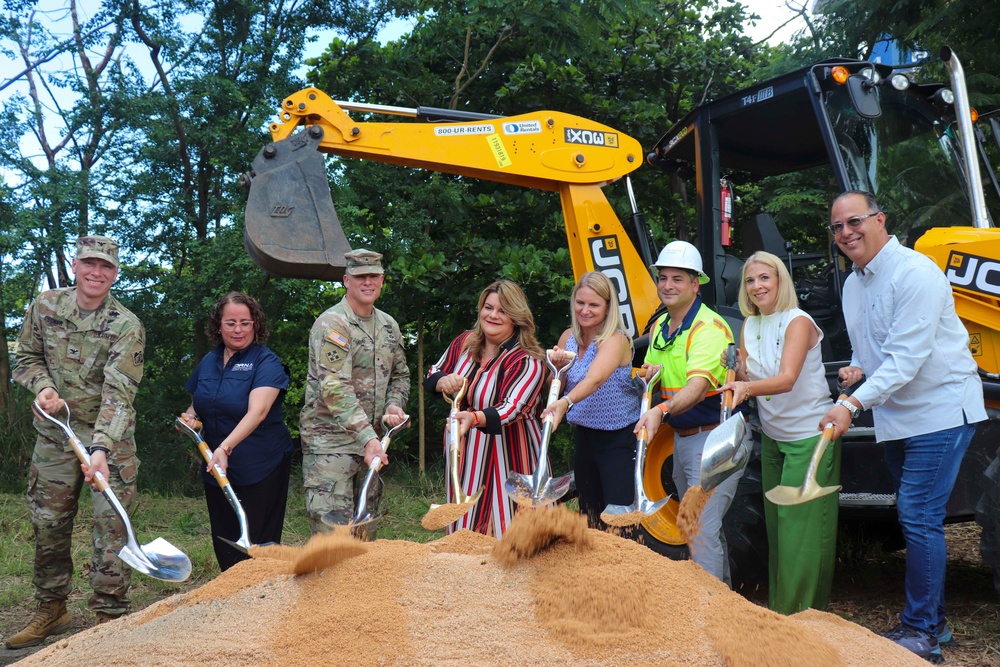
[242, 48, 1000, 588]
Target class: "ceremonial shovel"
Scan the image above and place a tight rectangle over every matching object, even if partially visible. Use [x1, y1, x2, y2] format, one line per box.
[422, 379, 484, 530]
[504, 349, 576, 508]
[600, 365, 668, 526]
[699, 344, 750, 493]
[35, 402, 191, 582]
[174, 417, 255, 554]
[322, 414, 411, 531]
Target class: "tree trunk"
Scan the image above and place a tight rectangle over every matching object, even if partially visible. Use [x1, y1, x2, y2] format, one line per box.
[417, 310, 425, 473]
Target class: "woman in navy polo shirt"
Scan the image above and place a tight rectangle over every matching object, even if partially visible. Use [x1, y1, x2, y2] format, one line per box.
[179, 292, 293, 571]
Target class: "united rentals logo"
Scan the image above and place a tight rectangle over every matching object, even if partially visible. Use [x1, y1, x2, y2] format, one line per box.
[946, 251, 1000, 297]
[564, 128, 619, 148]
[589, 236, 637, 337]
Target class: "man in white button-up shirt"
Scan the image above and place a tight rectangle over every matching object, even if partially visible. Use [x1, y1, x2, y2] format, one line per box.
[819, 190, 985, 664]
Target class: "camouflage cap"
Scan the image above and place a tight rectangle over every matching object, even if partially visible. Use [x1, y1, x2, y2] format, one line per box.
[76, 235, 120, 268]
[344, 248, 384, 276]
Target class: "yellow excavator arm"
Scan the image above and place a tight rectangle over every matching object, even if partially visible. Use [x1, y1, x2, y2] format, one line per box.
[243, 87, 658, 337]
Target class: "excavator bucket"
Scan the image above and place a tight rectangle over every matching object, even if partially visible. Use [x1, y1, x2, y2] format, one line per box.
[243, 127, 352, 281]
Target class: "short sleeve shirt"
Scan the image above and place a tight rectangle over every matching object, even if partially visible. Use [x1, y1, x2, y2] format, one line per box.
[644, 300, 734, 430]
[186, 343, 293, 486]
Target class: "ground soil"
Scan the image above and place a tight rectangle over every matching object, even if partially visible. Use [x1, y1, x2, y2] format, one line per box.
[1, 519, 996, 666]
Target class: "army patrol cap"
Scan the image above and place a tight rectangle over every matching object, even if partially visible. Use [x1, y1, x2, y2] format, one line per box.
[76, 235, 120, 268]
[344, 249, 384, 276]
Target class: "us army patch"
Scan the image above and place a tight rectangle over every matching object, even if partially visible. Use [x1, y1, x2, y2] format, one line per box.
[324, 343, 344, 366]
[326, 329, 348, 348]
[120, 339, 145, 384]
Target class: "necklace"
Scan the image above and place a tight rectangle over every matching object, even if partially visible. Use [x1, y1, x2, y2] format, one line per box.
[749, 311, 786, 402]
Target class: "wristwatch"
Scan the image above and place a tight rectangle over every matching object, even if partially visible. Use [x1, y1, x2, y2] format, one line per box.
[835, 398, 861, 420]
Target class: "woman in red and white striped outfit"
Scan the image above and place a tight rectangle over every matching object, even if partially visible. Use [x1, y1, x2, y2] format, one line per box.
[424, 280, 545, 538]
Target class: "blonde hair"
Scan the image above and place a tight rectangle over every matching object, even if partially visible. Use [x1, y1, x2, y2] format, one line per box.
[570, 271, 632, 350]
[464, 280, 544, 360]
[737, 251, 799, 316]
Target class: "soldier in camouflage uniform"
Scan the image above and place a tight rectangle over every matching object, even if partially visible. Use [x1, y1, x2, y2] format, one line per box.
[6, 236, 145, 649]
[300, 249, 410, 536]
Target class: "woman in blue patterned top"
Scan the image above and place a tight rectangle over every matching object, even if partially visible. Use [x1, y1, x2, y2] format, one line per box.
[543, 272, 641, 537]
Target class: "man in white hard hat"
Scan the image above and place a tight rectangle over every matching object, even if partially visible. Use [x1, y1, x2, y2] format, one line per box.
[635, 240, 743, 586]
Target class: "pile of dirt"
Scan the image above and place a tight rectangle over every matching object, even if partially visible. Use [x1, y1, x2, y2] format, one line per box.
[14, 506, 928, 667]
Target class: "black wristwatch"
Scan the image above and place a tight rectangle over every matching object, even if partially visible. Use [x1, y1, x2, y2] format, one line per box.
[88, 445, 111, 457]
[835, 398, 861, 420]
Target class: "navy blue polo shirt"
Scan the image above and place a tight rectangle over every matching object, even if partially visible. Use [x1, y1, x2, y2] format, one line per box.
[186, 343, 293, 486]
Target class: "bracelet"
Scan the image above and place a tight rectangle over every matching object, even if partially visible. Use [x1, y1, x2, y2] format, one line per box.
[743, 381, 752, 399]
[563, 395, 574, 410]
[473, 411, 482, 428]
[87, 446, 111, 457]
[219, 444, 232, 456]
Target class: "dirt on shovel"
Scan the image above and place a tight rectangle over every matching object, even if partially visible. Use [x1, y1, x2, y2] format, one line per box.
[421, 500, 478, 531]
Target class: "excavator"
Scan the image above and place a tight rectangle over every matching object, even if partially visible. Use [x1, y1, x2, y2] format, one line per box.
[242, 48, 1000, 588]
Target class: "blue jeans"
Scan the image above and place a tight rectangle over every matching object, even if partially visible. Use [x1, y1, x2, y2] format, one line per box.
[883, 421, 976, 633]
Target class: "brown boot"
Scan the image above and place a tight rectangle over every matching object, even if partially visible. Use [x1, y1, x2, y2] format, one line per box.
[4, 600, 71, 649]
[95, 611, 121, 625]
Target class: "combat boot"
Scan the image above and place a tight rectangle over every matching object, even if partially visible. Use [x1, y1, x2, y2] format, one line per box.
[4, 600, 71, 649]
[95, 611, 121, 625]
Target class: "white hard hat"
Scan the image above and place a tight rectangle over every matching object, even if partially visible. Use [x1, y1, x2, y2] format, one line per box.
[650, 240, 709, 284]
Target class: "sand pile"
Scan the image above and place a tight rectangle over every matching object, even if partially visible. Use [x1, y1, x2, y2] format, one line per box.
[15, 507, 927, 667]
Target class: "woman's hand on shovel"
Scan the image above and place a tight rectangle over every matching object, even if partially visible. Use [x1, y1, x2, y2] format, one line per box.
[719, 381, 751, 408]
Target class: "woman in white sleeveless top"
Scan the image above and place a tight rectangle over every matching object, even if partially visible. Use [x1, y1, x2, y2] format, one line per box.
[720, 251, 839, 615]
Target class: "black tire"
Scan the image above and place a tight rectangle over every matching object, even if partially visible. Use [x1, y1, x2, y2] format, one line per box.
[723, 454, 769, 592]
[976, 452, 1000, 594]
[638, 525, 690, 561]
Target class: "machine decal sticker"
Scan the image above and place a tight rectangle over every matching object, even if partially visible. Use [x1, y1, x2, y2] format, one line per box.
[564, 128, 619, 148]
[589, 235, 637, 338]
[487, 134, 512, 168]
[502, 120, 542, 135]
[433, 124, 494, 137]
[946, 251, 1000, 297]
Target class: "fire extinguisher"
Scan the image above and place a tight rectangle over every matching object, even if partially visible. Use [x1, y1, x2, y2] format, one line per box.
[720, 178, 733, 247]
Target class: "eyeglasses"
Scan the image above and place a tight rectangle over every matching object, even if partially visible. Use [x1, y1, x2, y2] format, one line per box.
[222, 320, 254, 330]
[828, 212, 879, 236]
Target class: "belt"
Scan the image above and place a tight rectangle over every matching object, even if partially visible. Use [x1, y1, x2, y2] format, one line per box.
[675, 423, 719, 437]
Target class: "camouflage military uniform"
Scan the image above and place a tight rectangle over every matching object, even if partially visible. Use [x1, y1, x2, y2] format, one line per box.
[14, 287, 145, 615]
[299, 296, 409, 534]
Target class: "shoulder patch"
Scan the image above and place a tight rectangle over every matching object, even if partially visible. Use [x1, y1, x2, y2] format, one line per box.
[119, 339, 145, 384]
[326, 329, 348, 348]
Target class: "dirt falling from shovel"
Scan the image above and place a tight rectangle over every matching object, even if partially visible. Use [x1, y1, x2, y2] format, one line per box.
[677, 484, 714, 539]
[420, 500, 476, 530]
[492, 505, 591, 566]
[289, 528, 367, 575]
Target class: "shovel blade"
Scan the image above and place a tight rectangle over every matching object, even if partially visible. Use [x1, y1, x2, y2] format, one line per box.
[700, 414, 749, 492]
[119, 537, 192, 582]
[765, 483, 842, 506]
[320, 508, 356, 529]
[218, 535, 254, 555]
[504, 472, 572, 508]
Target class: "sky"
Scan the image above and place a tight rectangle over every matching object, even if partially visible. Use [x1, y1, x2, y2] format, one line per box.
[2, 1, 809, 173]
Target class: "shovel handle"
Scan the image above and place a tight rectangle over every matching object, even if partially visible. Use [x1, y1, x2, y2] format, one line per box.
[720, 344, 738, 417]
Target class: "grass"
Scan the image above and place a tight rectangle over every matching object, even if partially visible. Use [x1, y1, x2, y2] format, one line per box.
[0, 460, 445, 633]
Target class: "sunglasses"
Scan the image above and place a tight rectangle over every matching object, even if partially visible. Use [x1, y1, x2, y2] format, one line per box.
[828, 211, 879, 236]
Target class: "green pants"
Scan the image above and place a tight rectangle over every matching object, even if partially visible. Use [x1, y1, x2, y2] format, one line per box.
[762, 432, 841, 615]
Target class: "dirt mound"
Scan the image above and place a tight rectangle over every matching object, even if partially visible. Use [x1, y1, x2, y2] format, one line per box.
[14, 506, 927, 667]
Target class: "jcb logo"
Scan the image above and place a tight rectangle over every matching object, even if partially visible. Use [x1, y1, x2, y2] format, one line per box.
[565, 128, 619, 148]
[590, 235, 637, 337]
[946, 251, 1000, 297]
[270, 206, 295, 218]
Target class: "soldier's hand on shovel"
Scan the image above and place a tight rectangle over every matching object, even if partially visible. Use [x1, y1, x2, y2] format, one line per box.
[82, 449, 111, 491]
[364, 437, 388, 467]
[35, 388, 64, 416]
